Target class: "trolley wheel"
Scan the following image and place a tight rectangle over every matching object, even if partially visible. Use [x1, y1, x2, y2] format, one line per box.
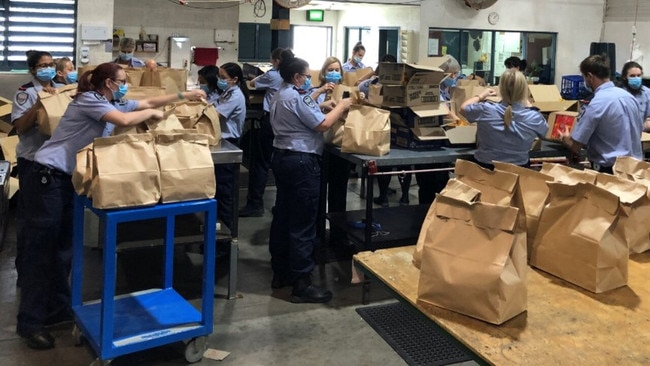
[184, 336, 208, 363]
[72, 324, 85, 347]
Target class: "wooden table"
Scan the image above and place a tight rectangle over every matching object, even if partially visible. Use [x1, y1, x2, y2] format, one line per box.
[354, 246, 650, 365]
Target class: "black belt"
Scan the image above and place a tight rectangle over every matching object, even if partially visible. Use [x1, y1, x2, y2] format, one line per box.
[274, 149, 318, 157]
[35, 162, 70, 178]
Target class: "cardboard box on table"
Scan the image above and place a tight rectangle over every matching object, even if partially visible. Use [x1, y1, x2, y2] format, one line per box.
[528, 84, 579, 113]
[378, 62, 448, 107]
[546, 111, 579, 140]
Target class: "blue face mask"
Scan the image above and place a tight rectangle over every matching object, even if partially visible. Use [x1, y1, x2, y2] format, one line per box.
[112, 83, 129, 100]
[443, 76, 457, 88]
[217, 79, 229, 91]
[628, 76, 642, 90]
[66, 71, 78, 84]
[353, 56, 363, 64]
[36, 67, 56, 82]
[119, 52, 133, 61]
[325, 71, 341, 83]
[301, 77, 312, 91]
[199, 84, 211, 94]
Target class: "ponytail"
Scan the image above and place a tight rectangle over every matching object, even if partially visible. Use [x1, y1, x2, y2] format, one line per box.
[503, 106, 512, 130]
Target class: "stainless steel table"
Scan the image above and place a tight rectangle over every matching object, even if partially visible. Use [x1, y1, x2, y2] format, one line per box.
[210, 139, 243, 299]
[322, 142, 570, 252]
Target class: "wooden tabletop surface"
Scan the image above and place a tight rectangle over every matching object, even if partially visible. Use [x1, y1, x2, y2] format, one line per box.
[354, 246, 650, 365]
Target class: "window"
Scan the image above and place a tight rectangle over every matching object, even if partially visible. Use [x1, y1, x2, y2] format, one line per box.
[291, 25, 331, 70]
[344, 27, 371, 63]
[428, 27, 557, 86]
[238, 23, 273, 63]
[0, 0, 77, 71]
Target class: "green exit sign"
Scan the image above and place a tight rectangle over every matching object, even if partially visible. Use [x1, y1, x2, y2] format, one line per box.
[307, 9, 324, 22]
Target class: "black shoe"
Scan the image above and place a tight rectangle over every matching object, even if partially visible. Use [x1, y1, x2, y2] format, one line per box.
[399, 197, 410, 206]
[373, 196, 389, 208]
[239, 206, 264, 217]
[290, 284, 333, 303]
[21, 329, 55, 350]
[271, 273, 288, 289]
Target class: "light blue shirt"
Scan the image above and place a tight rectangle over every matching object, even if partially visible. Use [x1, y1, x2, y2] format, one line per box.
[358, 77, 375, 97]
[215, 85, 246, 140]
[463, 102, 548, 165]
[102, 99, 139, 136]
[11, 78, 55, 161]
[572, 81, 643, 167]
[112, 56, 146, 68]
[270, 83, 326, 155]
[342, 60, 366, 72]
[35, 91, 116, 175]
[632, 85, 650, 119]
[253, 68, 283, 112]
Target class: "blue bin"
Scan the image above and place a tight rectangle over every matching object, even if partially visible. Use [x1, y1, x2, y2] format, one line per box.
[561, 75, 590, 100]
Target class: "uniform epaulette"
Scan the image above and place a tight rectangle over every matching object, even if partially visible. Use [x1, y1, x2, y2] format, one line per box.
[18, 82, 34, 91]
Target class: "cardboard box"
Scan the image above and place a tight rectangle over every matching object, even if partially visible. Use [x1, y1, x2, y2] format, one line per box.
[529, 85, 579, 113]
[378, 62, 448, 86]
[382, 72, 447, 107]
[547, 111, 579, 140]
[367, 83, 383, 106]
[642, 132, 650, 151]
[405, 103, 448, 128]
[389, 102, 474, 147]
[0, 96, 12, 121]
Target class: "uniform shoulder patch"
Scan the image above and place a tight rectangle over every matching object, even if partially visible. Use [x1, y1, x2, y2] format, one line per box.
[302, 95, 315, 108]
[92, 92, 106, 101]
[16, 92, 28, 105]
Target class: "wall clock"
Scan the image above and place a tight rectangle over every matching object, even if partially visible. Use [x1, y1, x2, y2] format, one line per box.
[488, 11, 499, 25]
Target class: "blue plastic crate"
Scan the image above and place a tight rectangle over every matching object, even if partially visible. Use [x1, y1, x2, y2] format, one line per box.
[561, 75, 590, 100]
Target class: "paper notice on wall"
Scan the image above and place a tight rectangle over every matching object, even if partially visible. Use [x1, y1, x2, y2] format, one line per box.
[428, 38, 440, 56]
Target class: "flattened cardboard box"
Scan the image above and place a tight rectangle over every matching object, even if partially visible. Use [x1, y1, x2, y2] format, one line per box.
[382, 72, 447, 107]
[529, 84, 579, 113]
[391, 102, 476, 145]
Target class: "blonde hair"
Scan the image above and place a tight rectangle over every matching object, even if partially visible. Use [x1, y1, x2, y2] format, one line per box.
[498, 70, 529, 130]
[318, 56, 342, 86]
[54, 57, 72, 72]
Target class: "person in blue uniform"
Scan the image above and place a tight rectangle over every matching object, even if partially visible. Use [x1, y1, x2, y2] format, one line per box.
[618, 61, 650, 132]
[558, 54, 643, 173]
[342, 42, 366, 72]
[310, 56, 343, 104]
[269, 50, 351, 303]
[112, 37, 145, 68]
[197, 65, 221, 104]
[53, 57, 77, 85]
[240, 48, 288, 217]
[461, 69, 548, 169]
[214, 62, 249, 232]
[16, 62, 205, 350]
[11, 50, 58, 287]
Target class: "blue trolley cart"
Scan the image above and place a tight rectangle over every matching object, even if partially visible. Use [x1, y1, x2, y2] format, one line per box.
[71, 194, 217, 365]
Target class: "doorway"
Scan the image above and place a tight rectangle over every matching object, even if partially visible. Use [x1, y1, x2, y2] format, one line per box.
[378, 27, 399, 62]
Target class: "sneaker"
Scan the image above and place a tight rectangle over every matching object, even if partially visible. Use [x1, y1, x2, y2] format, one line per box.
[290, 284, 333, 303]
[373, 196, 389, 208]
[239, 206, 264, 217]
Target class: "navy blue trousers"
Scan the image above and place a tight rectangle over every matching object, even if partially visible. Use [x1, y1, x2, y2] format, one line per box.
[244, 114, 274, 210]
[17, 164, 73, 335]
[269, 150, 321, 283]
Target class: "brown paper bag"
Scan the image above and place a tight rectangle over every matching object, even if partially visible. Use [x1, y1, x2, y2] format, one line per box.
[413, 179, 481, 269]
[72, 143, 93, 196]
[367, 83, 383, 106]
[530, 182, 627, 293]
[323, 118, 345, 147]
[170, 101, 221, 145]
[342, 67, 373, 87]
[124, 86, 167, 100]
[173, 101, 203, 128]
[122, 67, 145, 86]
[0, 135, 19, 167]
[493, 161, 554, 258]
[142, 68, 188, 94]
[595, 172, 650, 254]
[341, 104, 390, 156]
[454, 159, 522, 207]
[144, 105, 184, 131]
[153, 131, 216, 203]
[539, 162, 597, 184]
[416, 194, 527, 325]
[330, 84, 361, 103]
[36, 84, 77, 135]
[90, 134, 160, 209]
[613, 156, 650, 182]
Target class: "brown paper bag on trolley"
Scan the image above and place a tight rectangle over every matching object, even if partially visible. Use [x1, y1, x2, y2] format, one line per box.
[530, 182, 627, 293]
[153, 131, 216, 203]
[594, 172, 650, 254]
[144, 105, 184, 131]
[413, 179, 481, 269]
[172, 101, 221, 145]
[341, 104, 390, 156]
[416, 194, 527, 325]
[493, 161, 555, 259]
[36, 84, 77, 135]
[90, 134, 160, 209]
[72, 143, 94, 196]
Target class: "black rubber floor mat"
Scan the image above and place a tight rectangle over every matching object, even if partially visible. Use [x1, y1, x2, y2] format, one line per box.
[356, 302, 475, 366]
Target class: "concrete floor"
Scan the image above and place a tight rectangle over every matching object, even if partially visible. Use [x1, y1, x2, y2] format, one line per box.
[0, 176, 417, 365]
